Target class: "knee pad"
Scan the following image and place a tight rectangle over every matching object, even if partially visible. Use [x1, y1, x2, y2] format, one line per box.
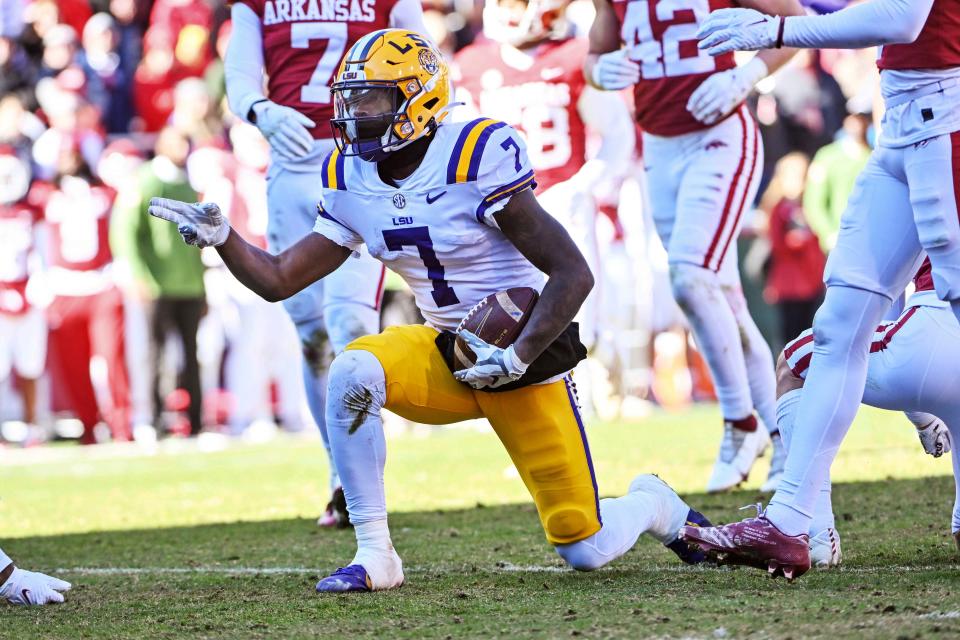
[295, 316, 334, 378]
[669, 262, 722, 312]
[326, 350, 386, 428]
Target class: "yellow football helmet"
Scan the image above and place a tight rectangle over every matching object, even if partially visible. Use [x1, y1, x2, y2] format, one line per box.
[331, 29, 451, 162]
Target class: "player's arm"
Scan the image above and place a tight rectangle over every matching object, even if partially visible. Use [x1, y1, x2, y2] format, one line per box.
[584, 0, 639, 91]
[147, 198, 350, 302]
[575, 88, 635, 188]
[698, 0, 935, 56]
[494, 189, 594, 364]
[687, 0, 805, 125]
[388, 0, 430, 36]
[0, 547, 72, 606]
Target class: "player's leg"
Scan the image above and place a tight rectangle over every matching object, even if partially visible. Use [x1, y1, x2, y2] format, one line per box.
[667, 108, 766, 492]
[47, 296, 99, 444]
[10, 308, 47, 429]
[905, 131, 960, 325]
[475, 378, 710, 570]
[89, 288, 132, 442]
[318, 325, 483, 592]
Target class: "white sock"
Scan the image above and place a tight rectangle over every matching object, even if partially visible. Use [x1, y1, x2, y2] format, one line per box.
[670, 262, 753, 420]
[767, 286, 890, 536]
[725, 285, 778, 433]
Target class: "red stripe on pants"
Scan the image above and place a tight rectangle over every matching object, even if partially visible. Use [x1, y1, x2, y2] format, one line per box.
[714, 114, 760, 271]
[703, 107, 749, 270]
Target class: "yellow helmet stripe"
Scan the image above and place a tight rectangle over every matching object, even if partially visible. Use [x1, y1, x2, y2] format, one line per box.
[446, 118, 505, 184]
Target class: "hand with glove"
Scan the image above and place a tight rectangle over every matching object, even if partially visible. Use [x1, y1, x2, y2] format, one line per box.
[686, 57, 769, 125]
[697, 8, 784, 56]
[148, 198, 231, 248]
[454, 330, 530, 390]
[914, 415, 952, 458]
[251, 100, 317, 161]
[590, 48, 641, 91]
[0, 563, 71, 606]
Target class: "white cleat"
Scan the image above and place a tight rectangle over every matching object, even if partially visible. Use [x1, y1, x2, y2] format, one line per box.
[706, 423, 769, 493]
[809, 527, 842, 568]
[760, 432, 786, 493]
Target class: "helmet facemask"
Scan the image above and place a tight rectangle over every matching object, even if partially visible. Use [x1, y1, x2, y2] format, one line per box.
[331, 79, 426, 162]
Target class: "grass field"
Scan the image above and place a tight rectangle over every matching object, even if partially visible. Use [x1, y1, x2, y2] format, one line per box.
[2, 405, 959, 639]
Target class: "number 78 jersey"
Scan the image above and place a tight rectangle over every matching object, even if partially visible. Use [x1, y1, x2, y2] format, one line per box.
[612, 0, 737, 136]
[311, 119, 547, 331]
[234, 0, 398, 139]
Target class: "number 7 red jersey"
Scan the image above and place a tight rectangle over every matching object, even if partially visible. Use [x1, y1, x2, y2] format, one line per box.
[235, 0, 399, 139]
[612, 0, 736, 136]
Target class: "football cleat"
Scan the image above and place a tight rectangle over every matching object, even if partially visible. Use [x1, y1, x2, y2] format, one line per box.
[706, 421, 769, 493]
[809, 527, 842, 568]
[317, 487, 351, 529]
[316, 565, 372, 593]
[628, 474, 713, 564]
[679, 504, 811, 580]
[760, 431, 786, 493]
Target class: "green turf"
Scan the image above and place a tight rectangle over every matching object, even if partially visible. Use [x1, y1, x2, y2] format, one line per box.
[1, 405, 958, 639]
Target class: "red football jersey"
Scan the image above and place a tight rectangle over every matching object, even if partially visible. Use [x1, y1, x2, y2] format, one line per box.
[913, 258, 934, 293]
[45, 183, 115, 273]
[455, 38, 589, 192]
[878, 0, 960, 71]
[0, 201, 41, 315]
[611, 0, 736, 136]
[236, 0, 399, 139]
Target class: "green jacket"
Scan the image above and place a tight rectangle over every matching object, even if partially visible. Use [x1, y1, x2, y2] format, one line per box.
[110, 160, 205, 299]
[802, 138, 871, 254]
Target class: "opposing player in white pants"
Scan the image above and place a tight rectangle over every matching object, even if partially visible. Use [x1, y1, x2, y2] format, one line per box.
[0, 548, 71, 605]
[778, 259, 955, 567]
[680, 0, 960, 579]
[225, 0, 429, 525]
[586, 0, 806, 493]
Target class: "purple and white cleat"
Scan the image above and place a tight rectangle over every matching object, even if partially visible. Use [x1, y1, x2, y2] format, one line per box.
[666, 508, 714, 565]
[316, 565, 372, 593]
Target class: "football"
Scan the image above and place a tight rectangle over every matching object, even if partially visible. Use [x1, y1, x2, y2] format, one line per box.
[454, 287, 540, 371]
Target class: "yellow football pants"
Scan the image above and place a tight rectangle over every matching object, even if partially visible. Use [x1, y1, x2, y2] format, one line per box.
[346, 324, 601, 545]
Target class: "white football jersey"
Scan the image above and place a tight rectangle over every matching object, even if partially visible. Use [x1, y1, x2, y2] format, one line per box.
[312, 118, 546, 331]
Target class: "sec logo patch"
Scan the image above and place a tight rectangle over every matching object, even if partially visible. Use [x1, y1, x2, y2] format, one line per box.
[392, 193, 406, 209]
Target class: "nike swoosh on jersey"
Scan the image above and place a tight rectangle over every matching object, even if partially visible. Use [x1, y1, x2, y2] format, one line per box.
[426, 190, 447, 204]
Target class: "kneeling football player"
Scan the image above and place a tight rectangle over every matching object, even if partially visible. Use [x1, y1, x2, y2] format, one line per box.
[149, 29, 711, 592]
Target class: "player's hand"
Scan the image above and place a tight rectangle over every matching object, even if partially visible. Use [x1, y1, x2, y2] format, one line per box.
[687, 57, 768, 125]
[916, 416, 952, 458]
[453, 331, 530, 390]
[591, 49, 641, 91]
[697, 9, 781, 56]
[1, 567, 72, 605]
[148, 198, 231, 248]
[253, 100, 317, 161]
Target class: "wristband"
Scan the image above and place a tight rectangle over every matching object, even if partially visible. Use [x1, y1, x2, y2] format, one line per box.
[775, 16, 786, 48]
[248, 99, 269, 124]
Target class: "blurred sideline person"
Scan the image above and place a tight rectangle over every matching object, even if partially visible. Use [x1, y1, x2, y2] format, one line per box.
[0, 548, 71, 606]
[454, 0, 635, 414]
[777, 258, 955, 567]
[224, 0, 429, 527]
[149, 30, 715, 594]
[586, 0, 807, 493]
[680, 0, 960, 580]
[110, 127, 205, 436]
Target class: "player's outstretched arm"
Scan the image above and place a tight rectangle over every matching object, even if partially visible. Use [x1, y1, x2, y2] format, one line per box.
[494, 189, 595, 365]
[698, 0, 934, 57]
[584, 0, 639, 91]
[0, 548, 72, 606]
[147, 198, 350, 302]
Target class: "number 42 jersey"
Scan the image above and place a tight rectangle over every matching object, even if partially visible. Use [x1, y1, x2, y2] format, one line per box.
[312, 119, 547, 331]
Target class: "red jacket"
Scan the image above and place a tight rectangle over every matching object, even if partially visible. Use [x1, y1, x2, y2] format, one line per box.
[765, 197, 826, 303]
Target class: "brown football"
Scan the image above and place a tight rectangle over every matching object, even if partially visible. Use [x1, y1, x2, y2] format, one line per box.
[454, 287, 539, 372]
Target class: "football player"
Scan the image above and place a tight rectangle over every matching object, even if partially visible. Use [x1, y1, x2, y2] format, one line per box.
[224, 0, 430, 526]
[150, 30, 714, 593]
[680, 0, 960, 580]
[0, 548, 71, 605]
[585, 0, 808, 494]
[778, 258, 954, 568]
[454, 0, 635, 373]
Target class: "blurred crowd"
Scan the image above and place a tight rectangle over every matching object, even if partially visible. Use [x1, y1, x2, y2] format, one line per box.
[0, 0, 881, 446]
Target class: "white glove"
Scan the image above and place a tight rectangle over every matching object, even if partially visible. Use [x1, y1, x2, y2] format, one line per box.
[252, 100, 317, 161]
[591, 49, 641, 91]
[148, 198, 231, 248]
[913, 415, 952, 458]
[697, 8, 782, 56]
[687, 57, 768, 125]
[454, 330, 530, 390]
[1, 567, 72, 605]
